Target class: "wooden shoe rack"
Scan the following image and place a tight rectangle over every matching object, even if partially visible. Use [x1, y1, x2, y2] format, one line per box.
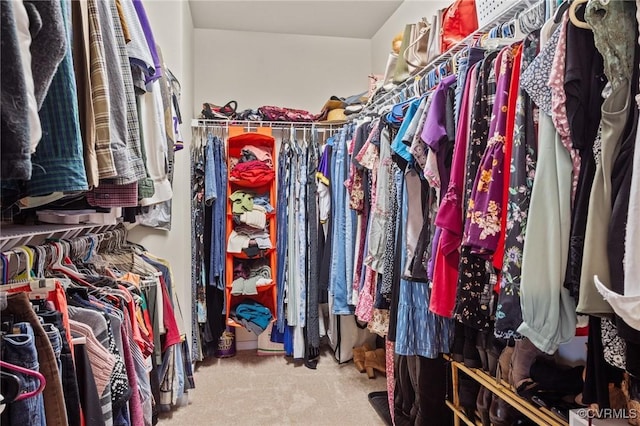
[447, 359, 569, 426]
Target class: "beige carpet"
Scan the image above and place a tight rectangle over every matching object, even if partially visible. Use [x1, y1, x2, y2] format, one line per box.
[159, 348, 387, 425]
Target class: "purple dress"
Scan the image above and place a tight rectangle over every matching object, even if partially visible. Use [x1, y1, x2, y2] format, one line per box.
[464, 47, 516, 259]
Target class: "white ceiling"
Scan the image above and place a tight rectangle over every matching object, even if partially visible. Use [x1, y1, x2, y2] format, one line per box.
[188, 0, 404, 39]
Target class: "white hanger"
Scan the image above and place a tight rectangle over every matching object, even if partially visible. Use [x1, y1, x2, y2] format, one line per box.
[569, 0, 591, 30]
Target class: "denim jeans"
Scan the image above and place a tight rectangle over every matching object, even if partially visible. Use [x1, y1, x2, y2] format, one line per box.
[276, 140, 292, 332]
[207, 135, 227, 290]
[38, 310, 81, 426]
[3, 292, 67, 426]
[286, 144, 300, 325]
[329, 128, 354, 314]
[42, 322, 62, 376]
[296, 146, 308, 325]
[2, 322, 46, 426]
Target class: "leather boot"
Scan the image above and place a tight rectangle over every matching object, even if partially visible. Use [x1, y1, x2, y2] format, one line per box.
[487, 334, 506, 377]
[459, 374, 480, 422]
[489, 394, 518, 426]
[464, 326, 482, 369]
[509, 338, 553, 394]
[529, 358, 584, 396]
[476, 386, 492, 426]
[353, 343, 372, 373]
[365, 348, 386, 379]
[496, 342, 515, 384]
[622, 373, 640, 426]
[476, 329, 490, 373]
[451, 321, 465, 363]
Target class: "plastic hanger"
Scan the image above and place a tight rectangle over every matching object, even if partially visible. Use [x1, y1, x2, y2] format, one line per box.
[49, 242, 94, 287]
[569, 0, 591, 29]
[0, 360, 46, 401]
[0, 371, 23, 405]
[554, 0, 570, 23]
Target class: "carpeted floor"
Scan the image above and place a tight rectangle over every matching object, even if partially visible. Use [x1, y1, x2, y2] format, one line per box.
[159, 348, 387, 425]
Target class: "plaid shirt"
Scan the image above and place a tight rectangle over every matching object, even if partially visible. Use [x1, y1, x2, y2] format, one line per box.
[109, 0, 147, 184]
[88, 0, 117, 179]
[26, 0, 88, 197]
[86, 180, 138, 207]
[72, 0, 99, 187]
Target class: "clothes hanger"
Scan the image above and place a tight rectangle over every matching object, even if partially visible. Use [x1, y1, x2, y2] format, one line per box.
[48, 241, 94, 287]
[554, 0, 570, 23]
[0, 371, 23, 405]
[569, 0, 591, 29]
[0, 360, 46, 401]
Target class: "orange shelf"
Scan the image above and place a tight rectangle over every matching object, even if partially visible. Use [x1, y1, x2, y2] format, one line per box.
[226, 280, 275, 291]
[227, 248, 275, 260]
[225, 132, 278, 331]
[226, 212, 275, 219]
[227, 316, 276, 328]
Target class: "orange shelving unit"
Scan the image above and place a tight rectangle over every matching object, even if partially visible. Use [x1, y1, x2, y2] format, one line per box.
[225, 131, 278, 329]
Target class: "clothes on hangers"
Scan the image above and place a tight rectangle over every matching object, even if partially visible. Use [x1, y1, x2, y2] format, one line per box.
[0, 228, 191, 426]
[0, 0, 183, 230]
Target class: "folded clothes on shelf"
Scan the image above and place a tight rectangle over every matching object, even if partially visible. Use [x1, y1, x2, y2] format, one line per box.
[241, 145, 273, 168]
[227, 230, 272, 253]
[252, 193, 274, 213]
[234, 205, 267, 229]
[231, 300, 273, 334]
[233, 259, 272, 281]
[230, 190, 254, 214]
[230, 276, 271, 296]
[230, 160, 275, 186]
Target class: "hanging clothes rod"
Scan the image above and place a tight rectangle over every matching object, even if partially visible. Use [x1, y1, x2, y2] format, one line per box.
[191, 119, 346, 128]
[359, 0, 545, 116]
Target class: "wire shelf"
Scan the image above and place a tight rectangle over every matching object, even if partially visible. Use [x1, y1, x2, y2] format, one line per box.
[360, 0, 544, 116]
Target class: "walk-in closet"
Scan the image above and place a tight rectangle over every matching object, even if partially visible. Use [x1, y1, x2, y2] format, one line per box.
[2, 0, 640, 425]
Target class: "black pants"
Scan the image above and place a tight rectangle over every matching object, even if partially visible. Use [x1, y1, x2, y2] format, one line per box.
[394, 354, 453, 426]
[73, 341, 105, 426]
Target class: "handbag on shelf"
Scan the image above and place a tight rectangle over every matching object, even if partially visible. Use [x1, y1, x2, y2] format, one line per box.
[392, 24, 413, 84]
[403, 16, 440, 75]
[201, 100, 238, 119]
[440, 0, 478, 53]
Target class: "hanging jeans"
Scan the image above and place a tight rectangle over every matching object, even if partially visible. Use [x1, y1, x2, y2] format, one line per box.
[1, 322, 46, 426]
[2, 292, 67, 426]
[276, 141, 291, 332]
[38, 310, 82, 426]
[329, 129, 353, 314]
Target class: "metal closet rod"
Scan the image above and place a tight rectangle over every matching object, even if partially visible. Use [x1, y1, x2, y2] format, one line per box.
[191, 119, 347, 128]
[359, 0, 545, 116]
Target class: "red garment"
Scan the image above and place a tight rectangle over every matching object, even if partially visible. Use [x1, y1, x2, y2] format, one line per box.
[492, 45, 523, 296]
[159, 276, 182, 350]
[119, 284, 154, 358]
[230, 160, 275, 187]
[430, 238, 460, 318]
[430, 64, 477, 317]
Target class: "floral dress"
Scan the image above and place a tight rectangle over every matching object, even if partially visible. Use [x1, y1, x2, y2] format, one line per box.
[464, 46, 517, 258]
[495, 31, 540, 339]
[454, 50, 499, 331]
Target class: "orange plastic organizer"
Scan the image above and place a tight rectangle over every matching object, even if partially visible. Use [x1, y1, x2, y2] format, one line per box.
[225, 132, 278, 329]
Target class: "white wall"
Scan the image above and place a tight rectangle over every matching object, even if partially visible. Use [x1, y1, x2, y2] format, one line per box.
[370, 0, 451, 75]
[193, 29, 372, 115]
[193, 28, 370, 348]
[128, 0, 195, 353]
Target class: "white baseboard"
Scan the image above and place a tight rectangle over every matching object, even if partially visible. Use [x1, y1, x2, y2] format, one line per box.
[236, 340, 258, 351]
